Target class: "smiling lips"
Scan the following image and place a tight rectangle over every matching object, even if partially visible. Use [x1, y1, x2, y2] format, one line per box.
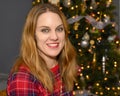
[47, 43, 59, 48]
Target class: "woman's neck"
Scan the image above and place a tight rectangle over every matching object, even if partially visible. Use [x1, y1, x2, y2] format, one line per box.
[43, 57, 58, 69]
[38, 51, 58, 68]
[47, 60, 58, 69]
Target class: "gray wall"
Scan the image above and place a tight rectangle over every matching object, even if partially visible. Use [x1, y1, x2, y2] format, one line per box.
[0, 0, 32, 73]
[113, 0, 120, 37]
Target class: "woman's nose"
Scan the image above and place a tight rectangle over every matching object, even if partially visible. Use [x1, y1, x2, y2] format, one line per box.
[50, 31, 58, 40]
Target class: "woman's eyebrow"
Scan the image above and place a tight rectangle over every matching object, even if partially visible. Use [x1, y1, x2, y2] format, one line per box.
[38, 26, 49, 28]
[37, 24, 63, 29]
[56, 24, 64, 28]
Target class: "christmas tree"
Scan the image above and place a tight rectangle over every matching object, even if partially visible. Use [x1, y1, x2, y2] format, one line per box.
[32, 0, 120, 95]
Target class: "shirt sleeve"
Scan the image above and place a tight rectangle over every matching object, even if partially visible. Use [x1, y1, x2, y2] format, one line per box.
[7, 72, 39, 96]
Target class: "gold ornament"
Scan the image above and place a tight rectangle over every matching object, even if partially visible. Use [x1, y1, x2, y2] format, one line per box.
[73, 22, 80, 30]
[89, 40, 95, 53]
[49, 0, 60, 5]
[37, 0, 40, 3]
[76, 34, 79, 39]
[92, 53, 96, 69]
[32, 0, 42, 5]
[106, 0, 112, 7]
[81, 1, 87, 14]
[90, 40, 95, 45]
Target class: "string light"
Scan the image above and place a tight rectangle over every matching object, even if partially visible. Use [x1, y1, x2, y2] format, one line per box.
[81, 66, 84, 70]
[37, 0, 40, 3]
[77, 86, 80, 89]
[100, 92, 103, 95]
[72, 91, 76, 96]
[75, 83, 78, 86]
[86, 27, 89, 30]
[80, 73, 83, 76]
[112, 87, 115, 90]
[78, 49, 82, 52]
[90, 6, 93, 9]
[111, 23, 115, 27]
[78, 42, 80, 45]
[75, 5, 78, 8]
[118, 87, 120, 90]
[95, 91, 98, 95]
[97, 11, 100, 15]
[96, 83, 99, 86]
[116, 40, 119, 44]
[59, 7, 63, 10]
[107, 87, 110, 90]
[91, 13, 95, 17]
[114, 61, 117, 67]
[96, 17, 99, 21]
[86, 75, 89, 79]
[71, 6, 74, 10]
[104, 77, 108, 81]
[70, 16, 74, 21]
[106, 71, 109, 74]
[101, 29, 105, 33]
[108, 0, 112, 3]
[114, 92, 117, 95]
[104, 14, 107, 17]
[87, 65, 90, 68]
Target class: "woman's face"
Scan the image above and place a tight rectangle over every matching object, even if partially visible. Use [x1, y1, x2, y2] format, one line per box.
[35, 11, 65, 59]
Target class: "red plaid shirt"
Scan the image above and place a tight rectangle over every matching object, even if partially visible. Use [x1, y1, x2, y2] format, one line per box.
[7, 64, 72, 96]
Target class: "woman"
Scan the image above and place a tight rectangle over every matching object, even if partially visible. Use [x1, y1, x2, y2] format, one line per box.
[7, 3, 77, 96]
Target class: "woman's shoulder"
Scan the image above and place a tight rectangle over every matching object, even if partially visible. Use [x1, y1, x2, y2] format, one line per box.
[8, 65, 37, 83]
[7, 65, 44, 96]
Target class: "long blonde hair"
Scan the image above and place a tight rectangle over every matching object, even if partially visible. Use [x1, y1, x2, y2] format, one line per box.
[12, 3, 77, 93]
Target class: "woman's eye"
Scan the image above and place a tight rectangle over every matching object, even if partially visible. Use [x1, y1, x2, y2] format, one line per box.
[56, 27, 64, 32]
[41, 29, 49, 33]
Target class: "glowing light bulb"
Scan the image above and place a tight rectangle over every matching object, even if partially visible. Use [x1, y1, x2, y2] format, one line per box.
[86, 75, 89, 79]
[96, 83, 99, 86]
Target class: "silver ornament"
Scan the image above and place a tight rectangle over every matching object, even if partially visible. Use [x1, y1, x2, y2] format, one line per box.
[107, 35, 116, 42]
[82, 32, 90, 41]
[102, 56, 106, 73]
[104, 16, 110, 23]
[63, 0, 72, 7]
[91, 0, 97, 9]
[81, 40, 89, 48]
